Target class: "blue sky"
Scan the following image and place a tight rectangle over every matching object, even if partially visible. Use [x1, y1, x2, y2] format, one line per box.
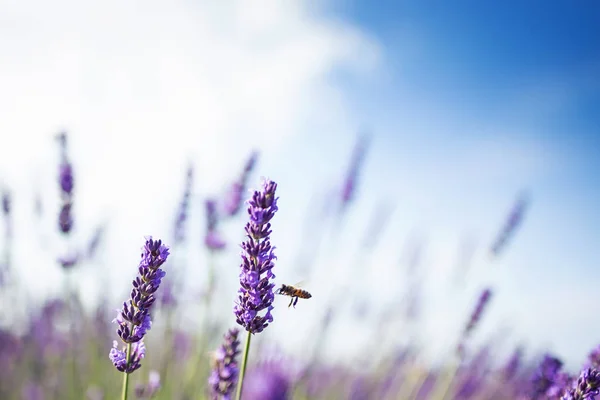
[0, 0, 599, 370]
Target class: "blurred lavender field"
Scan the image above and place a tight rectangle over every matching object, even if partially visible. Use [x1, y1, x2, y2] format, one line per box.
[1, 1, 600, 399]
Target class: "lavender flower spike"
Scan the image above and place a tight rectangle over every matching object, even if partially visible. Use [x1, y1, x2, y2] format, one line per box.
[222, 151, 258, 217]
[110, 236, 170, 374]
[233, 178, 278, 400]
[464, 288, 493, 337]
[561, 368, 600, 400]
[209, 328, 241, 400]
[233, 178, 278, 334]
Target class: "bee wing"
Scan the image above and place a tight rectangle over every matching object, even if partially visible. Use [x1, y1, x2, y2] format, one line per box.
[291, 280, 308, 289]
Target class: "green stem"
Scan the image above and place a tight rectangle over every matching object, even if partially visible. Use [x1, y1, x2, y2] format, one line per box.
[430, 357, 461, 400]
[234, 331, 252, 400]
[121, 343, 132, 400]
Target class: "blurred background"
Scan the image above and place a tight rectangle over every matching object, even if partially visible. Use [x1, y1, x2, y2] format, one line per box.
[0, 0, 599, 399]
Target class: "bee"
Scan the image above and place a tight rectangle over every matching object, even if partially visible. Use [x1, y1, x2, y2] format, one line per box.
[275, 283, 312, 308]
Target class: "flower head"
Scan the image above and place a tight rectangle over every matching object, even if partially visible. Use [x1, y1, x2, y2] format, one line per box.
[463, 288, 493, 338]
[109, 237, 169, 373]
[109, 340, 146, 373]
[57, 131, 75, 235]
[208, 328, 241, 400]
[490, 191, 529, 257]
[233, 179, 278, 334]
[561, 368, 600, 400]
[340, 133, 370, 207]
[173, 164, 193, 245]
[241, 361, 291, 400]
[222, 151, 258, 217]
[530, 354, 563, 399]
[205, 199, 227, 251]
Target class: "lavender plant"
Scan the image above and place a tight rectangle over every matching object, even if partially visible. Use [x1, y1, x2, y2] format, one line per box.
[222, 151, 258, 217]
[56, 132, 75, 237]
[233, 178, 279, 400]
[209, 328, 241, 400]
[173, 163, 194, 246]
[205, 199, 226, 251]
[561, 368, 600, 400]
[109, 236, 170, 400]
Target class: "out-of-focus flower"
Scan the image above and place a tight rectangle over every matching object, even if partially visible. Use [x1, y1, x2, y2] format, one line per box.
[158, 279, 177, 309]
[242, 363, 291, 400]
[208, 328, 240, 400]
[58, 202, 74, 234]
[205, 230, 226, 251]
[204, 199, 227, 251]
[503, 347, 523, 381]
[561, 368, 600, 400]
[529, 354, 563, 399]
[462, 288, 493, 339]
[222, 151, 258, 217]
[233, 179, 278, 334]
[58, 251, 80, 270]
[586, 345, 600, 369]
[490, 192, 529, 257]
[547, 371, 574, 398]
[340, 133, 370, 207]
[109, 237, 169, 373]
[135, 370, 161, 399]
[1, 189, 10, 217]
[173, 164, 193, 245]
[172, 330, 192, 361]
[21, 382, 44, 400]
[87, 223, 106, 260]
[57, 131, 75, 235]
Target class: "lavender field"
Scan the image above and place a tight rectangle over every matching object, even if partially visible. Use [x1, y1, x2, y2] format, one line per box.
[0, 129, 598, 400]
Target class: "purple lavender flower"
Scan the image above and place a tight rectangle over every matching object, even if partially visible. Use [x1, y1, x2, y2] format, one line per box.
[173, 164, 193, 245]
[58, 251, 80, 270]
[490, 192, 529, 257]
[233, 179, 278, 334]
[109, 340, 146, 373]
[561, 368, 600, 400]
[462, 288, 493, 339]
[87, 223, 106, 260]
[503, 347, 523, 381]
[1, 189, 10, 217]
[241, 363, 291, 400]
[22, 382, 44, 400]
[530, 354, 563, 399]
[208, 328, 241, 400]
[205, 230, 227, 251]
[587, 345, 600, 369]
[205, 199, 227, 251]
[59, 163, 74, 195]
[58, 202, 74, 234]
[56, 132, 75, 235]
[340, 133, 370, 207]
[109, 237, 169, 373]
[222, 151, 258, 217]
[548, 371, 574, 399]
[135, 371, 161, 399]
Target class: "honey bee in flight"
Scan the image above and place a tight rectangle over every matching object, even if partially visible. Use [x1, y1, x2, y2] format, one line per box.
[275, 283, 312, 308]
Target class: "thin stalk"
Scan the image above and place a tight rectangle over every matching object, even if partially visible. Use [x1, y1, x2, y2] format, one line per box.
[429, 358, 461, 400]
[121, 343, 132, 400]
[235, 331, 252, 400]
